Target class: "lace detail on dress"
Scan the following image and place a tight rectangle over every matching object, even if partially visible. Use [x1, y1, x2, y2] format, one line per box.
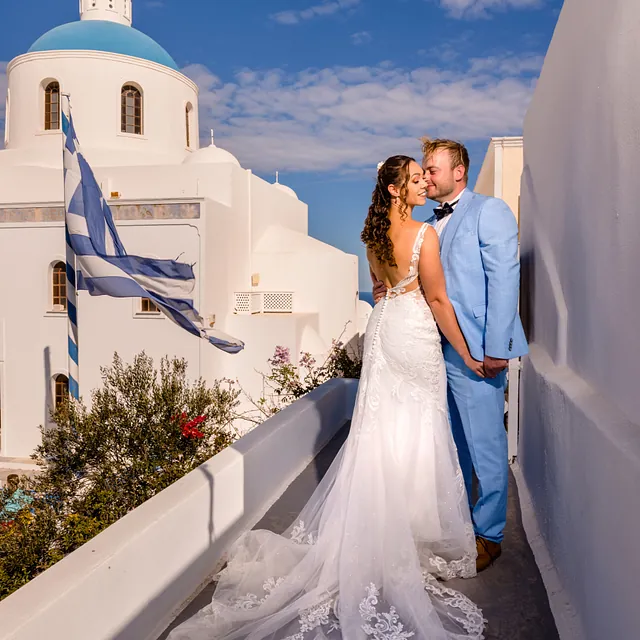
[424, 575, 486, 639]
[360, 584, 415, 639]
[290, 519, 317, 545]
[229, 577, 285, 610]
[283, 596, 341, 639]
[427, 551, 476, 581]
[301, 598, 340, 633]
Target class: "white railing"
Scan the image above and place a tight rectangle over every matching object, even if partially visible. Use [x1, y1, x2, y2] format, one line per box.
[233, 291, 294, 314]
[0, 379, 359, 640]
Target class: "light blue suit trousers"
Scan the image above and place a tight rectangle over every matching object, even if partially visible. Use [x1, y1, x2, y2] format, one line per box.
[428, 190, 528, 543]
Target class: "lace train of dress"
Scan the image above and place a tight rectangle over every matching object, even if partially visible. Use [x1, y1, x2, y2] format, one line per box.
[168, 224, 485, 640]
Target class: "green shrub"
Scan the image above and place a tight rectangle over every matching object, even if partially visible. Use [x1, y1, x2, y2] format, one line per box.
[0, 353, 240, 601]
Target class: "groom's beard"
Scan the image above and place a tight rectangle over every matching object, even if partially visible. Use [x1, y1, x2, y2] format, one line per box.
[428, 182, 459, 203]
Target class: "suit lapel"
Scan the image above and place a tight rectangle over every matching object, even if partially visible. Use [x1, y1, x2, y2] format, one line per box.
[439, 189, 473, 261]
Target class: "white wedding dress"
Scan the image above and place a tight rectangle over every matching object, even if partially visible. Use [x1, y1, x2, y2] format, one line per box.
[168, 223, 484, 640]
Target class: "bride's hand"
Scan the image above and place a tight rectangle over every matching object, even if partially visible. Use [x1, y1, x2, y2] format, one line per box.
[464, 356, 486, 378]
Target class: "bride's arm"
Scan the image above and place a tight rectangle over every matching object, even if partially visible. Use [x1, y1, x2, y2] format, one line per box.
[419, 227, 485, 378]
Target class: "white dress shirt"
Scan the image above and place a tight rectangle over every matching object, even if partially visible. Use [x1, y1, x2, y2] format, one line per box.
[434, 188, 466, 237]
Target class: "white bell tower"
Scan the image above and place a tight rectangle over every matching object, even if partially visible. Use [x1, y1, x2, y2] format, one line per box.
[79, 0, 133, 26]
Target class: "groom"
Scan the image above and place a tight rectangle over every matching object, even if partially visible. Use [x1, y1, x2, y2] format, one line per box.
[374, 138, 527, 572]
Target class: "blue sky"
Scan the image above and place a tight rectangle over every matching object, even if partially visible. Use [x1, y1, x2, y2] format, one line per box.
[0, 0, 563, 292]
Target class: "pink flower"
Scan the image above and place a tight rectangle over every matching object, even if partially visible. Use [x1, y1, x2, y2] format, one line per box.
[269, 346, 291, 367]
[299, 352, 316, 368]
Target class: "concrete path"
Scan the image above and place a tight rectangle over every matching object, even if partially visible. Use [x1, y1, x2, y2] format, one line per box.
[161, 426, 559, 639]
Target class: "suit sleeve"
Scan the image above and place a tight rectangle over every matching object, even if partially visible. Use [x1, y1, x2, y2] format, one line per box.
[477, 198, 520, 359]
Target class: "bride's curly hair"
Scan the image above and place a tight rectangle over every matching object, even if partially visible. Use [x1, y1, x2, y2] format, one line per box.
[361, 155, 414, 267]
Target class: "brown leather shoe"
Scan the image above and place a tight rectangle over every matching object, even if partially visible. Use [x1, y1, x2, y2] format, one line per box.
[476, 536, 502, 572]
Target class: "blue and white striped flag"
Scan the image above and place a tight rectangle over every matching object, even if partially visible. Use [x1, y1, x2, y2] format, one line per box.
[61, 102, 244, 355]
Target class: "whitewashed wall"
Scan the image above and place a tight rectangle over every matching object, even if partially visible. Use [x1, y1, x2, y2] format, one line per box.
[80, 0, 132, 25]
[0, 219, 202, 457]
[5, 51, 197, 166]
[519, 1, 640, 638]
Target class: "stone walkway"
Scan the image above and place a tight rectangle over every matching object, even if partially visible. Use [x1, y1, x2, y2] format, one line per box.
[160, 426, 559, 640]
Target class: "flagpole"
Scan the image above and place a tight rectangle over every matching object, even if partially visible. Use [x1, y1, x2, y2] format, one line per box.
[66, 229, 79, 401]
[62, 94, 79, 400]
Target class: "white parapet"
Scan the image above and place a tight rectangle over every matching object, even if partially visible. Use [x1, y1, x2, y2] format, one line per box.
[0, 378, 359, 640]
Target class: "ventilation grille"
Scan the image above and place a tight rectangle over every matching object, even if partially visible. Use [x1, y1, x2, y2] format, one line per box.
[234, 292, 294, 315]
[234, 292, 250, 314]
[263, 292, 294, 313]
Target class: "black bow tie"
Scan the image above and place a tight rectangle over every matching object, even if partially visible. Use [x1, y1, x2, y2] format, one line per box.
[434, 201, 455, 221]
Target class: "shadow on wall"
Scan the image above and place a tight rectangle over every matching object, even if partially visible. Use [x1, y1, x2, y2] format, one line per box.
[519, 249, 535, 346]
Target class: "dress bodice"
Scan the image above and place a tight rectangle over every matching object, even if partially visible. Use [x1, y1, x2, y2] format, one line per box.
[387, 222, 429, 299]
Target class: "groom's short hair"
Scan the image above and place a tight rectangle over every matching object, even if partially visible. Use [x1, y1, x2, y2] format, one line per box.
[420, 137, 470, 183]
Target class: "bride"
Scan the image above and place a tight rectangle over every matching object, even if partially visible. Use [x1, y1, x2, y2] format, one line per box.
[168, 155, 486, 640]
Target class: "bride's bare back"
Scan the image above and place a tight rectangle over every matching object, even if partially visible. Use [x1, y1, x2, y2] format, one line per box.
[367, 220, 428, 294]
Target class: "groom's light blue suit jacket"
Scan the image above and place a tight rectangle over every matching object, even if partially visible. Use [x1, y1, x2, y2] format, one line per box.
[426, 189, 528, 362]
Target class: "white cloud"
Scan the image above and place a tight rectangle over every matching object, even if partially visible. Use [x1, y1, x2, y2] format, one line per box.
[438, 0, 542, 19]
[271, 0, 361, 25]
[183, 53, 540, 173]
[468, 54, 544, 75]
[351, 31, 373, 45]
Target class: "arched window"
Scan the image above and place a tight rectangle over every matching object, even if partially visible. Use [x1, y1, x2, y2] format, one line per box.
[54, 374, 69, 409]
[44, 81, 60, 131]
[52, 262, 67, 310]
[185, 103, 193, 148]
[121, 84, 142, 135]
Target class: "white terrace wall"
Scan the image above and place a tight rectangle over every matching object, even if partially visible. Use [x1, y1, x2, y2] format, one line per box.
[518, 1, 640, 638]
[0, 379, 358, 640]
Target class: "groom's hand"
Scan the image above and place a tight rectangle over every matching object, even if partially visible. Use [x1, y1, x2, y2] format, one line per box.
[483, 356, 508, 378]
[372, 279, 387, 304]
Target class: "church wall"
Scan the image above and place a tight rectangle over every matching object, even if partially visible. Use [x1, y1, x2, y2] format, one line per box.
[92, 164, 234, 205]
[518, 0, 640, 637]
[252, 244, 358, 351]
[0, 165, 62, 203]
[6, 51, 197, 166]
[0, 218, 203, 458]
[248, 173, 361, 351]
[223, 313, 321, 411]
[249, 174, 308, 248]
[80, 0, 132, 26]
[224, 167, 253, 291]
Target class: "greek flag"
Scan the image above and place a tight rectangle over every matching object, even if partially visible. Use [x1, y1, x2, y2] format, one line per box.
[62, 103, 244, 355]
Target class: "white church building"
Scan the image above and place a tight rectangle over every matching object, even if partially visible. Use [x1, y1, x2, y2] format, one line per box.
[0, 0, 366, 461]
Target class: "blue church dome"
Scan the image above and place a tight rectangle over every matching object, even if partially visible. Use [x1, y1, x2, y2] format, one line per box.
[28, 21, 179, 71]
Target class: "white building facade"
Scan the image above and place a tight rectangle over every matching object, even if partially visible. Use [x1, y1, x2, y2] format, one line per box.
[0, 0, 365, 460]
